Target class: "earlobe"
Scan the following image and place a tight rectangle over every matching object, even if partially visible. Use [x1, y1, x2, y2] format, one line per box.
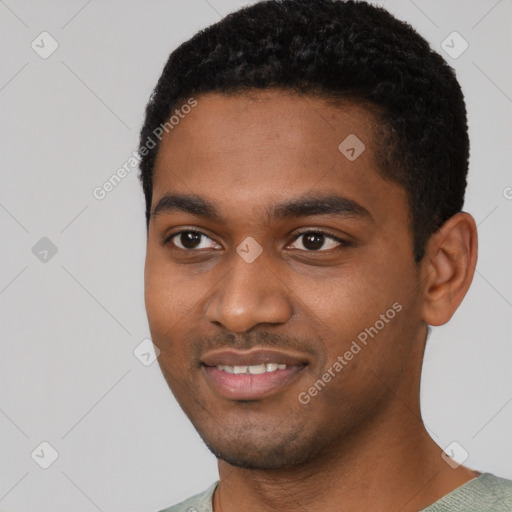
[421, 212, 478, 326]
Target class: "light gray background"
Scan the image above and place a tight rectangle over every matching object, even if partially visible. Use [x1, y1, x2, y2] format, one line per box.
[0, 0, 511, 511]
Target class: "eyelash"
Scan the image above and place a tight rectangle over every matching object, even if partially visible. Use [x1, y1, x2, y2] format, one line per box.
[163, 229, 350, 253]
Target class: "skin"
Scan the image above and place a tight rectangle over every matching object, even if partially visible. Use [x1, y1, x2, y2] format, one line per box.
[144, 89, 478, 511]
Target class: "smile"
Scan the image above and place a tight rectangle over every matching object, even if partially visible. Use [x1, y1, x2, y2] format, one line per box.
[200, 347, 309, 400]
[215, 363, 288, 374]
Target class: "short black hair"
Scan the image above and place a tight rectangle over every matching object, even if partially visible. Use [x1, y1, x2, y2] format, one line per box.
[138, 0, 469, 262]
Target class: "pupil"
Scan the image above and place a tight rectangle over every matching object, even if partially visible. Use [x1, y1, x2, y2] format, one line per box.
[181, 232, 201, 249]
[304, 233, 324, 250]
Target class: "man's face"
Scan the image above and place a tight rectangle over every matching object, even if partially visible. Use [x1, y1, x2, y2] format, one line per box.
[144, 90, 427, 470]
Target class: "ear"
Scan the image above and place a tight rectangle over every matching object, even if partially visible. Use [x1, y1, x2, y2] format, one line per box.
[420, 212, 478, 326]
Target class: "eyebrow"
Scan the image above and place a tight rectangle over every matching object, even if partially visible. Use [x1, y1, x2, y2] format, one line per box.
[151, 192, 373, 223]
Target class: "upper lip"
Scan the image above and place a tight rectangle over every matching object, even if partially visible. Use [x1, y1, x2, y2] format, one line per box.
[201, 348, 309, 367]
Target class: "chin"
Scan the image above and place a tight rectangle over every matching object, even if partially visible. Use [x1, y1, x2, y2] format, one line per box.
[207, 441, 312, 470]
[197, 423, 324, 470]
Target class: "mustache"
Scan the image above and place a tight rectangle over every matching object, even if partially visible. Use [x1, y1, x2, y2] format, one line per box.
[194, 330, 318, 357]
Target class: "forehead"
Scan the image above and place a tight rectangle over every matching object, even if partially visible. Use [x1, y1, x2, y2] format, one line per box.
[151, 90, 407, 226]
[154, 89, 378, 175]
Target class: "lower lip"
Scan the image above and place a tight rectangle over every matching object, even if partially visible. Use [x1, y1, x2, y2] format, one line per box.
[202, 365, 306, 400]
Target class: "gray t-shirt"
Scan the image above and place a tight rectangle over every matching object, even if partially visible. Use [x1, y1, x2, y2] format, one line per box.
[158, 473, 512, 512]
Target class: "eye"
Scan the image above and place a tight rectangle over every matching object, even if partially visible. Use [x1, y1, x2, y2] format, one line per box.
[165, 230, 221, 251]
[288, 230, 348, 252]
[163, 229, 349, 253]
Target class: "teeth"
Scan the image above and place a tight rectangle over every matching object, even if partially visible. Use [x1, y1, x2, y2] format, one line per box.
[248, 363, 266, 374]
[216, 363, 287, 374]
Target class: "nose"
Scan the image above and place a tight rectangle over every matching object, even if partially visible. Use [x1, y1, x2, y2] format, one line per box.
[205, 250, 293, 333]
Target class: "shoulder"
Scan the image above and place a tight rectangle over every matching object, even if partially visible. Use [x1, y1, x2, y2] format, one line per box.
[156, 481, 218, 512]
[424, 473, 512, 512]
[478, 473, 512, 505]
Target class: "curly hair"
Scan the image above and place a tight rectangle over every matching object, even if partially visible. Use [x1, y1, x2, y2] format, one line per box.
[138, 0, 469, 262]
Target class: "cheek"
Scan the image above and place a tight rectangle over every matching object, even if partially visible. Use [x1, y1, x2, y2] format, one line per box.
[144, 248, 217, 371]
[144, 249, 191, 339]
[144, 260, 199, 382]
[144, 242, 199, 307]
[298, 257, 417, 366]
[144, 262, 169, 331]
[295, 263, 397, 327]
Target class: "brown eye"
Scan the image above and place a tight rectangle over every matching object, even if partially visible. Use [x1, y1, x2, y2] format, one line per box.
[289, 231, 348, 252]
[165, 231, 221, 251]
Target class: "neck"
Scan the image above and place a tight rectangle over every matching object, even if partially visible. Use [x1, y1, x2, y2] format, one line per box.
[214, 382, 476, 512]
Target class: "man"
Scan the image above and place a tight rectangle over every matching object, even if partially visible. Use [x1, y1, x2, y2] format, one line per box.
[138, 0, 512, 510]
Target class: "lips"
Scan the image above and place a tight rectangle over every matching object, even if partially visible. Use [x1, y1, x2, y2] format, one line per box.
[201, 348, 308, 400]
[201, 348, 309, 367]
